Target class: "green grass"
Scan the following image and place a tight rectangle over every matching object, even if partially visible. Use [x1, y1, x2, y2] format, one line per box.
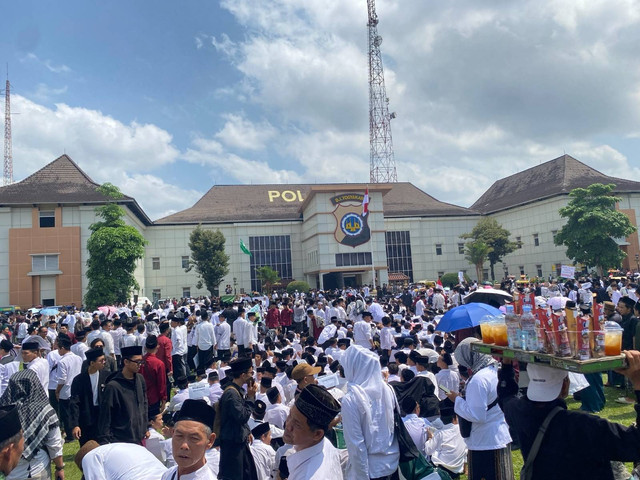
[54, 382, 637, 480]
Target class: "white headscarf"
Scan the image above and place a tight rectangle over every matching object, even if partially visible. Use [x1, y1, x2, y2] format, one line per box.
[342, 344, 395, 452]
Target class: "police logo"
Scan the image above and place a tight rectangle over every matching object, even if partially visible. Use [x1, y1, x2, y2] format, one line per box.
[331, 193, 371, 247]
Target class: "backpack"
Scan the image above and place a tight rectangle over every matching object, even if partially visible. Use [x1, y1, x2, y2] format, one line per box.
[212, 384, 241, 438]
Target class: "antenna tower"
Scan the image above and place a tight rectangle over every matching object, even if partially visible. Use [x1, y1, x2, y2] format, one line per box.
[367, 0, 397, 183]
[3, 75, 12, 186]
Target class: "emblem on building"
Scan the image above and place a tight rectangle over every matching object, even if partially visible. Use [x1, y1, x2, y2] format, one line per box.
[331, 193, 371, 247]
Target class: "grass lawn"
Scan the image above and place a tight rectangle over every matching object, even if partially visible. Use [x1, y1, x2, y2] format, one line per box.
[54, 382, 637, 480]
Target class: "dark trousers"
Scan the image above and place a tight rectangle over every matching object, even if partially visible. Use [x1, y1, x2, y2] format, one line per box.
[172, 354, 187, 380]
[237, 344, 246, 357]
[78, 423, 99, 446]
[59, 398, 72, 439]
[198, 347, 213, 370]
[219, 441, 258, 480]
[187, 345, 197, 372]
[49, 389, 60, 416]
[166, 372, 173, 400]
[217, 349, 230, 360]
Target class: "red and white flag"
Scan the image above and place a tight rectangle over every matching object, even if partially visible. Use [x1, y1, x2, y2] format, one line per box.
[362, 188, 369, 217]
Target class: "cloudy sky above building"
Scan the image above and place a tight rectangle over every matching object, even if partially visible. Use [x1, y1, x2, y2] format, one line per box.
[2, 0, 640, 220]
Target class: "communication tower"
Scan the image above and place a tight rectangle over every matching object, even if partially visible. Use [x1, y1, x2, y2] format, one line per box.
[3, 75, 12, 186]
[367, 0, 397, 183]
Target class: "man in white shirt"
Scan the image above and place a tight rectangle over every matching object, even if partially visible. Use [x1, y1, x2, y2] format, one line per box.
[243, 312, 259, 355]
[282, 384, 343, 480]
[215, 314, 231, 359]
[56, 333, 84, 442]
[76, 441, 167, 480]
[233, 308, 248, 356]
[401, 396, 429, 456]
[250, 422, 275, 480]
[366, 298, 385, 323]
[71, 330, 90, 361]
[379, 317, 396, 358]
[264, 387, 290, 430]
[171, 314, 188, 380]
[432, 288, 446, 312]
[21, 341, 49, 394]
[424, 406, 467, 477]
[0, 340, 18, 397]
[353, 312, 374, 349]
[415, 295, 426, 317]
[195, 311, 216, 370]
[317, 317, 339, 346]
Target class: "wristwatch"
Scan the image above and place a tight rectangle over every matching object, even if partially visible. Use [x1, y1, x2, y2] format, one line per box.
[55, 464, 65, 471]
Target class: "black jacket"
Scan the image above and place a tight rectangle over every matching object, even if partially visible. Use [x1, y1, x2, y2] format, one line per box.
[219, 382, 252, 443]
[97, 372, 148, 444]
[499, 364, 640, 479]
[390, 376, 439, 418]
[69, 370, 109, 430]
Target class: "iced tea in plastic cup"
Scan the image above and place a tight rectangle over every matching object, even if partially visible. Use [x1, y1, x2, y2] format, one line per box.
[604, 330, 622, 356]
[480, 317, 495, 344]
[493, 323, 508, 346]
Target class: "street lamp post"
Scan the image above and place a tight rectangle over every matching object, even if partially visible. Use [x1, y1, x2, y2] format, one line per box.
[635, 253, 639, 273]
[233, 277, 237, 295]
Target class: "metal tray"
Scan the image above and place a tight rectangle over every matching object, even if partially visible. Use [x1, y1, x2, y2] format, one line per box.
[471, 342, 627, 373]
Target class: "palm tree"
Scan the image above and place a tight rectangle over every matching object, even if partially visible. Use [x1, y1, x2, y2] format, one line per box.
[255, 266, 281, 293]
[465, 240, 493, 283]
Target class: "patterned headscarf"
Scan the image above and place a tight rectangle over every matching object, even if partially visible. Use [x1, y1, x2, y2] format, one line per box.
[454, 337, 497, 373]
[0, 368, 59, 460]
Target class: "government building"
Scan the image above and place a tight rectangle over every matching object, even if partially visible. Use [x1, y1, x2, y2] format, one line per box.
[1, 154, 639, 307]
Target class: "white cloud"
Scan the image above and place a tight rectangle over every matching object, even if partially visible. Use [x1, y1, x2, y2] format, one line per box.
[215, 114, 276, 151]
[31, 83, 68, 102]
[21, 52, 71, 74]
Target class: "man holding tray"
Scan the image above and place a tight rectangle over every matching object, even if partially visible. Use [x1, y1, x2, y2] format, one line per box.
[499, 350, 640, 479]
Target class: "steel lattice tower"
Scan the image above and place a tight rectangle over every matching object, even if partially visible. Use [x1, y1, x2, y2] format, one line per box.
[3, 78, 12, 186]
[368, 0, 397, 183]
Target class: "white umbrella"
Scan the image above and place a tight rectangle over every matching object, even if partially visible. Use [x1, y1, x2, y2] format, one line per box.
[546, 296, 570, 310]
[463, 288, 513, 306]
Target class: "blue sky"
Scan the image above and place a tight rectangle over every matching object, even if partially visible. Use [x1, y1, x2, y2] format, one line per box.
[2, 1, 640, 220]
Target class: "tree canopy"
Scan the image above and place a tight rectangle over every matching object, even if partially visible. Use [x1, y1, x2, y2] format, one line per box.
[84, 183, 147, 309]
[461, 217, 517, 281]
[465, 240, 492, 283]
[554, 183, 636, 275]
[255, 266, 281, 293]
[186, 225, 230, 296]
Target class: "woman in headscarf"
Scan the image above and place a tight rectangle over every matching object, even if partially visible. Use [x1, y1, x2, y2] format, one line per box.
[0, 368, 64, 479]
[342, 344, 399, 480]
[446, 337, 513, 480]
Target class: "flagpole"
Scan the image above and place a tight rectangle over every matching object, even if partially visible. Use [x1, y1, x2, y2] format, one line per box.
[367, 185, 375, 290]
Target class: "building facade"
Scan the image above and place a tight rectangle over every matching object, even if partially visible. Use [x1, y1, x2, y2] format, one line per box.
[0, 154, 639, 307]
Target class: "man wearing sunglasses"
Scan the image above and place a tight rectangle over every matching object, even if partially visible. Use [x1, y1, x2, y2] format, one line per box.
[97, 345, 149, 445]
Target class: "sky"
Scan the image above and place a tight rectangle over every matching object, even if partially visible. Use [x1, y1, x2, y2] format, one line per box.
[2, 0, 640, 220]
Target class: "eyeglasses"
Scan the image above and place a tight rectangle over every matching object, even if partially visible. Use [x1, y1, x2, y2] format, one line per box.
[126, 359, 145, 366]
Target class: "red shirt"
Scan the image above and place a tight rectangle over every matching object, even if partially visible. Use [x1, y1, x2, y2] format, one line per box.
[280, 308, 292, 327]
[156, 334, 172, 374]
[141, 353, 167, 404]
[266, 308, 281, 328]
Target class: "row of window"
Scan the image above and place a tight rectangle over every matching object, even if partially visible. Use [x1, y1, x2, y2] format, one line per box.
[335, 252, 372, 267]
[249, 235, 293, 292]
[433, 231, 559, 256]
[386, 231, 414, 282]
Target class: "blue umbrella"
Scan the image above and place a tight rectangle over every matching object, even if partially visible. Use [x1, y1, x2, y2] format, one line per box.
[436, 303, 502, 332]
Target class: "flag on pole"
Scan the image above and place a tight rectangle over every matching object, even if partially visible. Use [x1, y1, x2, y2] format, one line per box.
[362, 187, 369, 217]
[240, 239, 252, 256]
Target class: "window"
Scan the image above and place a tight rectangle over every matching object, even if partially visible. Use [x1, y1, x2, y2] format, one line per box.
[335, 252, 372, 267]
[555, 264, 562, 276]
[39, 210, 55, 228]
[435, 244, 442, 256]
[152, 289, 161, 302]
[536, 265, 543, 277]
[181, 256, 189, 269]
[438, 271, 445, 278]
[458, 243, 465, 254]
[519, 266, 525, 276]
[249, 235, 293, 292]
[533, 233, 539, 247]
[385, 231, 414, 282]
[31, 254, 59, 273]
[482, 269, 489, 281]
[551, 230, 558, 242]
[516, 236, 522, 248]
[182, 287, 191, 298]
[152, 257, 160, 270]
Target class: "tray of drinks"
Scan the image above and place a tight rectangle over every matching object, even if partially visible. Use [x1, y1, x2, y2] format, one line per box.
[471, 342, 627, 373]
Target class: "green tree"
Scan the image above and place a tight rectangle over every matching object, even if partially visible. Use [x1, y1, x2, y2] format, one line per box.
[286, 280, 311, 294]
[255, 266, 281, 293]
[84, 183, 147, 309]
[440, 272, 471, 288]
[186, 225, 230, 296]
[465, 240, 492, 283]
[554, 183, 636, 276]
[461, 217, 518, 281]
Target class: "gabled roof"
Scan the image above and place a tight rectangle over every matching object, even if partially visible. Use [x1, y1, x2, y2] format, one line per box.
[0, 155, 152, 225]
[155, 182, 477, 224]
[471, 154, 640, 214]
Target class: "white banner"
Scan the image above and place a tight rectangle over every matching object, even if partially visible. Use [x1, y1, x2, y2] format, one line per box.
[458, 271, 465, 284]
[561, 265, 576, 278]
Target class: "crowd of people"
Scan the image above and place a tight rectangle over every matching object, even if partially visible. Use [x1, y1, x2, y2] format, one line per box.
[1, 275, 640, 479]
